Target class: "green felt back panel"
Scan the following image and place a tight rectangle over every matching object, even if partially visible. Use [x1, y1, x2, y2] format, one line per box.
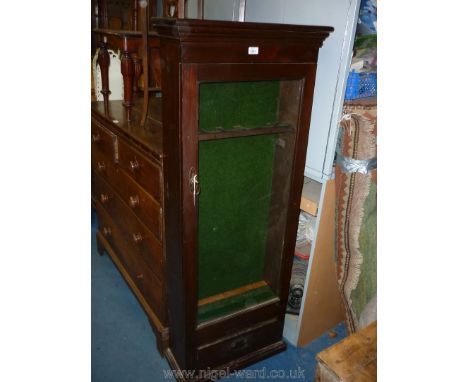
[198, 135, 277, 299]
[197, 81, 281, 302]
[199, 81, 280, 132]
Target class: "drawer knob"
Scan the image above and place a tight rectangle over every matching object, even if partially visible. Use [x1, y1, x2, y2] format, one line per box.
[230, 337, 249, 352]
[92, 133, 101, 143]
[132, 232, 143, 244]
[97, 161, 106, 172]
[100, 193, 110, 204]
[129, 195, 140, 208]
[136, 273, 144, 279]
[102, 227, 112, 236]
[129, 159, 140, 173]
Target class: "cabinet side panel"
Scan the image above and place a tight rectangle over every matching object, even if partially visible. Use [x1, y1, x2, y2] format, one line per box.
[160, 38, 188, 369]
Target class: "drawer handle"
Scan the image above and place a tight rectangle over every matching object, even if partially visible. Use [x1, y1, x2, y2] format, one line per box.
[136, 273, 144, 279]
[129, 195, 140, 208]
[100, 193, 110, 204]
[102, 227, 112, 237]
[129, 159, 140, 173]
[132, 232, 143, 244]
[230, 337, 249, 352]
[97, 161, 106, 172]
[92, 133, 101, 143]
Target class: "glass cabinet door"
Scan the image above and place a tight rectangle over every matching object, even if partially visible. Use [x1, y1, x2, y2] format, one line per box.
[195, 78, 303, 323]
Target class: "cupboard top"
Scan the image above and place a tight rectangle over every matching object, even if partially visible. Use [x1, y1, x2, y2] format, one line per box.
[152, 18, 333, 64]
[152, 18, 333, 39]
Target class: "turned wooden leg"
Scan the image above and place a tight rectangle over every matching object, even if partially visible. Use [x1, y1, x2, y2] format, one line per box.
[121, 50, 134, 122]
[132, 53, 142, 97]
[98, 39, 111, 116]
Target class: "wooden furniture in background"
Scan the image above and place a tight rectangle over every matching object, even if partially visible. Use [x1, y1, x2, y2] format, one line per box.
[315, 321, 377, 381]
[93, 0, 209, 24]
[94, 29, 162, 119]
[93, 18, 332, 380]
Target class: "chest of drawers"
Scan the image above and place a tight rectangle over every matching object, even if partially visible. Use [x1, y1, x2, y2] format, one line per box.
[92, 102, 168, 350]
[92, 18, 332, 381]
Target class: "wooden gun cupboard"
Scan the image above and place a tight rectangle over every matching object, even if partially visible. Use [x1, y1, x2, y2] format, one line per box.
[92, 17, 332, 380]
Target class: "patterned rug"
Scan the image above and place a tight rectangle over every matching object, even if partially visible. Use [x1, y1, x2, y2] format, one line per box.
[335, 100, 377, 333]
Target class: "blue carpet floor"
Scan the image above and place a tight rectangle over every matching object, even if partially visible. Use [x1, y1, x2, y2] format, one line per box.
[91, 210, 346, 381]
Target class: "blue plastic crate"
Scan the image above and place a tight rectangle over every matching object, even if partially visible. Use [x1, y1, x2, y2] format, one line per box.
[344, 71, 377, 100]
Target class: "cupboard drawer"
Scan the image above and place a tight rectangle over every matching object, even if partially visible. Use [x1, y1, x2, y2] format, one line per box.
[196, 300, 281, 345]
[110, 169, 162, 240]
[196, 318, 283, 369]
[93, 147, 162, 239]
[91, 121, 118, 163]
[131, 244, 165, 321]
[118, 137, 162, 201]
[95, 175, 164, 281]
[97, 202, 133, 271]
[96, 204, 165, 321]
[92, 147, 119, 186]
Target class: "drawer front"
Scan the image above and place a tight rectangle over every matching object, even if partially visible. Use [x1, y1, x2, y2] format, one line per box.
[91, 120, 118, 163]
[92, 147, 119, 186]
[96, 204, 165, 321]
[111, 169, 162, 240]
[118, 137, 162, 201]
[196, 301, 281, 345]
[95, 175, 164, 281]
[131, 243, 165, 321]
[97, 202, 133, 271]
[91, 169, 96, 204]
[196, 319, 283, 369]
[93, 147, 162, 239]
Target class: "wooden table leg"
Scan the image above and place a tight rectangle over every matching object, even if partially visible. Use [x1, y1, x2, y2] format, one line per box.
[121, 50, 134, 122]
[98, 39, 111, 116]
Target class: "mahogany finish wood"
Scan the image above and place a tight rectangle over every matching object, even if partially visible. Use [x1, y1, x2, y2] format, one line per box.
[91, 99, 163, 162]
[93, 29, 162, 120]
[132, 53, 142, 95]
[120, 50, 135, 121]
[92, 18, 332, 381]
[97, 39, 110, 115]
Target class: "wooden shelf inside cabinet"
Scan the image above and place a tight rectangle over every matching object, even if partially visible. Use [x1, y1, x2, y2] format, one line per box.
[300, 176, 321, 216]
[198, 124, 294, 141]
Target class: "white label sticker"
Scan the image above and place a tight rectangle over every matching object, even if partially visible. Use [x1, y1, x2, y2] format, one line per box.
[248, 46, 259, 55]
